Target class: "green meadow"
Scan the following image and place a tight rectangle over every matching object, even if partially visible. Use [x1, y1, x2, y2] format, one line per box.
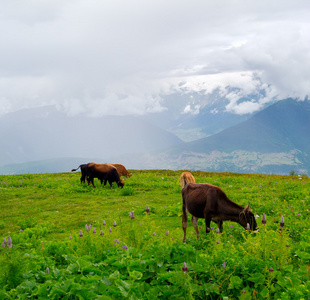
[1, 170, 310, 299]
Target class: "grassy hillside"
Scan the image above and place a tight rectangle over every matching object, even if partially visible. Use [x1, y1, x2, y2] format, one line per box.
[1, 170, 310, 299]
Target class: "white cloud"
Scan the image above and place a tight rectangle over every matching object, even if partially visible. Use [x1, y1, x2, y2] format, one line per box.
[0, 0, 309, 116]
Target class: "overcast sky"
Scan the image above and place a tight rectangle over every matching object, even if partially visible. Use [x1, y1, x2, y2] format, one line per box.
[0, 0, 309, 117]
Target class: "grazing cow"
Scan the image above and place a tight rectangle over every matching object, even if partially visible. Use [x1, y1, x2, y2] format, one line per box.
[87, 163, 124, 188]
[180, 171, 196, 189]
[71, 164, 89, 183]
[109, 164, 132, 177]
[182, 183, 257, 242]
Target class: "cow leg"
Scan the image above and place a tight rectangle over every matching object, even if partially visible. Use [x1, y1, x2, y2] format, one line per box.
[205, 216, 211, 233]
[218, 220, 223, 233]
[182, 206, 188, 242]
[191, 216, 200, 239]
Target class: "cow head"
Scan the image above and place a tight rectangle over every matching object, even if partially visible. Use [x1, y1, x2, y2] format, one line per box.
[118, 179, 125, 188]
[240, 205, 257, 231]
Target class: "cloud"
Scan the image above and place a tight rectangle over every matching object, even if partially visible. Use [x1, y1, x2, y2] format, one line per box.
[0, 0, 309, 116]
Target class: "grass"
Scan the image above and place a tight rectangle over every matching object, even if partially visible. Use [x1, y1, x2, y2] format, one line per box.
[1, 170, 310, 299]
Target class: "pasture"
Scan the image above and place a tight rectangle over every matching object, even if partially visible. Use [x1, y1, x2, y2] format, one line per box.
[0, 170, 310, 299]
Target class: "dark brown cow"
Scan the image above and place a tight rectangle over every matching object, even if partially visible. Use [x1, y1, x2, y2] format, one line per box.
[87, 163, 124, 188]
[180, 171, 195, 189]
[71, 164, 88, 183]
[109, 164, 132, 177]
[182, 183, 257, 242]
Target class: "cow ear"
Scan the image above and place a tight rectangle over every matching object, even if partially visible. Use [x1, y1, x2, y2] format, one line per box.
[244, 205, 250, 212]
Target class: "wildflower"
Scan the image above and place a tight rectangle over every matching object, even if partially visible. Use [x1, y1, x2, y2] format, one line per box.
[230, 225, 233, 228]
[269, 267, 274, 272]
[246, 223, 251, 231]
[286, 243, 290, 247]
[217, 240, 220, 244]
[93, 228, 96, 234]
[222, 262, 226, 271]
[7, 236, 12, 248]
[182, 262, 187, 272]
[241, 290, 246, 294]
[20, 229, 23, 232]
[211, 227, 214, 230]
[88, 224, 92, 231]
[166, 230, 169, 236]
[46, 267, 50, 274]
[122, 245, 128, 249]
[216, 228, 220, 234]
[114, 239, 120, 244]
[129, 212, 132, 218]
[131, 211, 135, 220]
[146, 205, 150, 214]
[262, 213, 267, 225]
[113, 221, 117, 227]
[280, 216, 284, 228]
[109, 227, 112, 233]
[70, 236, 72, 240]
[153, 232, 156, 236]
[298, 213, 301, 217]
[103, 220, 106, 226]
[79, 230, 83, 237]
[85, 224, 88, 230]
[100, 230, 104, 236]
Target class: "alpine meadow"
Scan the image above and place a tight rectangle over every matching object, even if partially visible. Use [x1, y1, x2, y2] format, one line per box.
[1, 170, 310, 299]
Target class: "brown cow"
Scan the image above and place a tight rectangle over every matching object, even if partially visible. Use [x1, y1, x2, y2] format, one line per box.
[182, 183, 257, 242]
[109, 164, 132, 177]
[87, 163, 124, 188]
[180, 171, 195, 189]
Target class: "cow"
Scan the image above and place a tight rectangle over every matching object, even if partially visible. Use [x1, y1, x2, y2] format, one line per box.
[86, 163, 124, 188]
[109, 164, 132, 177]
[182, 183, 257, 242]
[180, 171, 196, 189]
[71, 164, 89, 184]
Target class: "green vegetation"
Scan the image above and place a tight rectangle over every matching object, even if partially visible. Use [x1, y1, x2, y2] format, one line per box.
[1, 170, 310, 299]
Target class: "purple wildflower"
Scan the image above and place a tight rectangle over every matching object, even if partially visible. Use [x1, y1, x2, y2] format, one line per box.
[114, 239, 120, 244]
[269, 267, 274, 272]
[129, 212, 132, 218]
[230, 224, 233, 228]
[46, 267, 50, 274]
[262, 213, 267, 225]
[70, 236, 73, 240]
[103, 220, 106, 226]
[100, 230, 104, 236]
[7, 236, 12, 248]
[216, 240, 220, 244]
[109, 227, 112, 233]
[153, 232, 156, 236]
[85, 224, 88, 230]
[79, 230, 83, 237]
[93, 228, 96, 234]
[216, 228, 220, 234]
[88, 224, 92, 231]
[146, 205, 150, 214]
[280, 216, 284, 228]
[286, 243, 290, 247]
[166, 230, 169, 236]
[222, 262, 226, 271]
[113, 221, 117, 227]
[182, 262, 187, 272]
[131, 211, 135, 220]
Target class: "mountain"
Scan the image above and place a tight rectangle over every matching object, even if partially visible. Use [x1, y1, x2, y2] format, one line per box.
[0, 106, 183, 168]
[141, 91, 254, 141]
[135, 98, 310, 175]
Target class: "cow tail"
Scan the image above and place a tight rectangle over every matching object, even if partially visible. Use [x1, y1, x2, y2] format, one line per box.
[71, 165, 81, 172]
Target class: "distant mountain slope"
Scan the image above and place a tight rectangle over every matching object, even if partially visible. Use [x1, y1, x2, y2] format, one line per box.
[0, 106, 183, 166]
[136, 98, 310, 175]
[176, 98, 310, 154]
